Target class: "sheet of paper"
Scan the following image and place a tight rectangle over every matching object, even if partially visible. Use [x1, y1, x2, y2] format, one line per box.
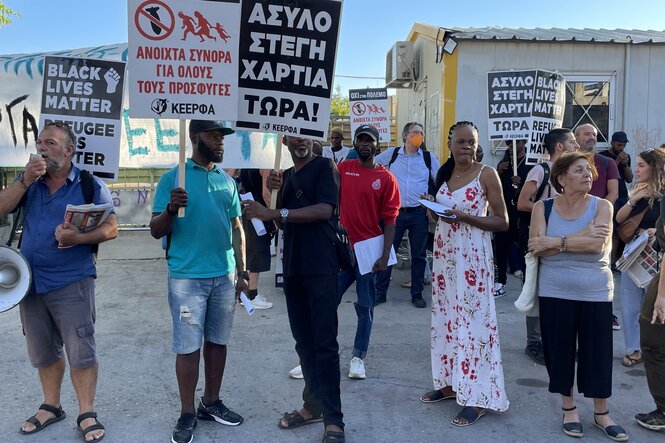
[353, 234, 397, 275]
[240, 292, 254, 316]
[417, 199, 456, 219]
[239, 192, 267, 236]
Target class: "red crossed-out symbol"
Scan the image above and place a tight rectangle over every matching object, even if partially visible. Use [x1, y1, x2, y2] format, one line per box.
[351, 102, 366, 116]
[135, 0, 175, 41]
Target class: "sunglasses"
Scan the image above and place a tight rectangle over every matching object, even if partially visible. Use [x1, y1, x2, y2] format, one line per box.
[44, 121, 77, 146]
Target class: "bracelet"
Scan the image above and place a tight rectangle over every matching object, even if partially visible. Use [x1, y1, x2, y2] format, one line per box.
[166, 203, 178, 216]
[19, 176, 30, 190]
[626, 201, 635, 208]
[560, 236, 567, 252]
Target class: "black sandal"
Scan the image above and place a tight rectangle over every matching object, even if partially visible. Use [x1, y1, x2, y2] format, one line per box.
[20, 403, 66, 435]
[419, 389, 456, 403]
[322, 430, 345, 443]
[277, 410, 323, 430]
[77, 412, 105, 442]
[594, 411, 628, 442]
[562, 406, 583, 438]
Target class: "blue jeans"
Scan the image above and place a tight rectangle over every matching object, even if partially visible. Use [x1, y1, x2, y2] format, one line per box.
[338, 263, 376, 359]
[375, 207, 429, 300]
[620, 274, 645, 354]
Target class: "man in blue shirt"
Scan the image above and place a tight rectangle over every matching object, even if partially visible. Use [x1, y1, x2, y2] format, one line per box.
[0, 122, 118, 442]
[150, 120, 249, 443]
[375, 122, 441, 307]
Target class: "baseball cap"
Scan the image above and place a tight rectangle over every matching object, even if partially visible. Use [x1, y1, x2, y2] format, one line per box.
[189, 120, 235, 136]
[354, 124, 380, 142]
[611, 131, 629, 143]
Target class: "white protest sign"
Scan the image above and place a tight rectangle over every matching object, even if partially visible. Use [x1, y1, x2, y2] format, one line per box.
[487, 69, 566, 165]
[39, 56, 126, 180]
[349, 88, 390, 142]
[235, 0, 343, 140]
[127, 0, 240, 120]
[0, 44, 292, 171]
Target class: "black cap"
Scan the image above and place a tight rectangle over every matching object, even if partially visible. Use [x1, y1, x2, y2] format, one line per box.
[611, 131, 629, 143]
[354, 124, 380, 142]
[189, 120, 235, 136]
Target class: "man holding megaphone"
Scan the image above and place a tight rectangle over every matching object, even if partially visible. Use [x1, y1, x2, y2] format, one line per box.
[0, 122, 118, 442]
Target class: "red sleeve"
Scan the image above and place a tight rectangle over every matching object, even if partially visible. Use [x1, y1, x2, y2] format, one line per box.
[381, 172, 401, 225]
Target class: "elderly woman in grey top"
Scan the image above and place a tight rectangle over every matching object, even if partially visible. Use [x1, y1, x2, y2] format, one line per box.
[529, 152, 628, 442]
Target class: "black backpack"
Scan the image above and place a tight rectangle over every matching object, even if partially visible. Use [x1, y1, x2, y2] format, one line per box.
[387, 147, 437, 195]
[9, 170, 98, 256]
[534, 162, 551, 202]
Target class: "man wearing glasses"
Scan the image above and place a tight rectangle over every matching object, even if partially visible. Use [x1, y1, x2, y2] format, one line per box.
[150, 120, 249, 443]
[0, 122, 118, 441]
[375, 122, 440, 308]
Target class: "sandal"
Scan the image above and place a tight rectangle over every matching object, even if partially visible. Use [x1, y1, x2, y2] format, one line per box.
[419, 389, 456, 403]
[20, 403, 66, 435]
[635, 409, 665, 431]
[452, 407, 486, 427]
[322, 430, 345, 443]
[278, 410, 323, 430]
[621, 352, 643, 367]
[562, 406, 583, 438]
[594, 411, 628, 442]
[77, 412, 105, 442]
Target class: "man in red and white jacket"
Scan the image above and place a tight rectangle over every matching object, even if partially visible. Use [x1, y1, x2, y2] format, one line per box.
[337, 124, 401, 380]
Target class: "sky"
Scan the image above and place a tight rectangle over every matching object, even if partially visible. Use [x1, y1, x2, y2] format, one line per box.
[1, 0, 664, 95]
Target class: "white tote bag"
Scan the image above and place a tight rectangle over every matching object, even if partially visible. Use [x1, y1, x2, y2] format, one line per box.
[514, 252, 539, 317]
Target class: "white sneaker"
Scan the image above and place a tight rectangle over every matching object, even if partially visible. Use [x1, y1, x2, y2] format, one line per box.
[288, 364, 303, 379]
[493, 283, 506, 298]
[348, 357, 366, 379]
[251, 295, 273, 310]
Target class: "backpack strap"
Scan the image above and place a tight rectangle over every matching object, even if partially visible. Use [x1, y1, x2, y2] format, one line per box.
[79, 169, 99, 257]
[543, 198, 554, 223]
[534, 162, 551, 202]
[386, 147, 400, 169]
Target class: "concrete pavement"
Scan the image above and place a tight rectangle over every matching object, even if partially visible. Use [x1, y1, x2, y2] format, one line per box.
[0, 231, 661, 442]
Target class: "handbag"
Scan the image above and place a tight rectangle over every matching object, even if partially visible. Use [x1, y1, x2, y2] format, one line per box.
[286, 169, 355, 271]
[617, 203, 648, 243]
[514, 198, 554, 316]
[515, 252, 539, 316]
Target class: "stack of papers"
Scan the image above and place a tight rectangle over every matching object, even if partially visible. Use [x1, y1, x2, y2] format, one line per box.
[418, 199, 456, 219]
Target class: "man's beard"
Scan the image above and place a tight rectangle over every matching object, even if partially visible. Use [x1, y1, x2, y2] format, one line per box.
[355, 147, 372, 161]
[198, 137, 223, 163]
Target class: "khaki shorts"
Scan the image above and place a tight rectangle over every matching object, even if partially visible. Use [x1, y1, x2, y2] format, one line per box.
[19, 277, 97, 369]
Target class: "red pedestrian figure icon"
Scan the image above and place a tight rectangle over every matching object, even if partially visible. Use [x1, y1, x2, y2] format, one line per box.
[213, 23, 231, 43]
[193, 11, 216, 42]
[179, 11, 197, 40]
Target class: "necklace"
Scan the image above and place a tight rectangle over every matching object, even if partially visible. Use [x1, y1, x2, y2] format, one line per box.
[454, 164, 475, 179]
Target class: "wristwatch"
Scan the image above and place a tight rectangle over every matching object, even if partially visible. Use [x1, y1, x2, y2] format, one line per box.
[166, 202, 178, 216]
[239, 271, 250, 280]
[280, 208, 289, 222]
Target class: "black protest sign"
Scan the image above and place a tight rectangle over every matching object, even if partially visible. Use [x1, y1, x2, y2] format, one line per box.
[487, 70, 536, 140]
[236, 0, 343, 139]
[41, 57, 124, 120]
[532, 71, 566, 120]
[40, 56, 126, 180]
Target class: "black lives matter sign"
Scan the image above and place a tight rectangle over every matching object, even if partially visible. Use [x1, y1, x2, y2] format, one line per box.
[235, 0, 342, 139]
[487, 69, 566, 165]
[40, 56, 126, 179]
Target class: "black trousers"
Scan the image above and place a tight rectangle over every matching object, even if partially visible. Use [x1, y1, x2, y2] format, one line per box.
[284, 274, 344, 428]
[540, 296, 613, 398]
[641, 271, 665, 412]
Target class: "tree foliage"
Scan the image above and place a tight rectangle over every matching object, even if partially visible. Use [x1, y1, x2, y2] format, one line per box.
[0, 2, 19, 27]
[330, 84, 349, 117]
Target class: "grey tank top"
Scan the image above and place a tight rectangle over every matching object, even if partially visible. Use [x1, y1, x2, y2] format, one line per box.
[538, 196, 613, 302]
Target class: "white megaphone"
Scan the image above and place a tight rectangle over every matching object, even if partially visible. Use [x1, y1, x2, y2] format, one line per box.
[0, 246, 31, 313]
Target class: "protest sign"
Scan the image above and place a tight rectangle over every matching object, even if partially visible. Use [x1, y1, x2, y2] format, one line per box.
[127, 0, 241, 120]
[235, 0, 343, 139]
[39, 56, 126, 180]
[349, 88, 390, 142]
[487, 69, 566, 165]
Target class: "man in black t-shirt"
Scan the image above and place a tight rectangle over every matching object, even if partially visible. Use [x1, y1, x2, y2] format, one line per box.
[242, 136, 344, 443]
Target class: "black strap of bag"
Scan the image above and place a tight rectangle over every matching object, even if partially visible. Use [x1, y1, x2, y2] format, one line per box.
[387, 147, 437, 195]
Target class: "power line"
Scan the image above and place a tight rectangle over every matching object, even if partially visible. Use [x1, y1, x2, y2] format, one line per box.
[334, 74, 384, 80]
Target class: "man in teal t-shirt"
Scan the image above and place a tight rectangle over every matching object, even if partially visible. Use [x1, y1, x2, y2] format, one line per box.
[150, 120, 249, 443]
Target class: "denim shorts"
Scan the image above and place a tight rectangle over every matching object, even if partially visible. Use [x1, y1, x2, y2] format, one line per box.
[167, 274, 236, 354]
[19, 277, 97, 369]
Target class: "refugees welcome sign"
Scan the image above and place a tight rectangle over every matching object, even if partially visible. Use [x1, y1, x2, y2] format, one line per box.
[235, 0, 342, 139]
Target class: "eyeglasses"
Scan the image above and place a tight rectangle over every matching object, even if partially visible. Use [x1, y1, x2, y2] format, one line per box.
[44, 121, 76, 146]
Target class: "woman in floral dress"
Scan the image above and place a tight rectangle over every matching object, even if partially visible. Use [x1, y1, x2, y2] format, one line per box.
[419, 121, 510, 426]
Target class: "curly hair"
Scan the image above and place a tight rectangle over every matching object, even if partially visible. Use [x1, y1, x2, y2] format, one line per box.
[631, 148, 665, 206]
